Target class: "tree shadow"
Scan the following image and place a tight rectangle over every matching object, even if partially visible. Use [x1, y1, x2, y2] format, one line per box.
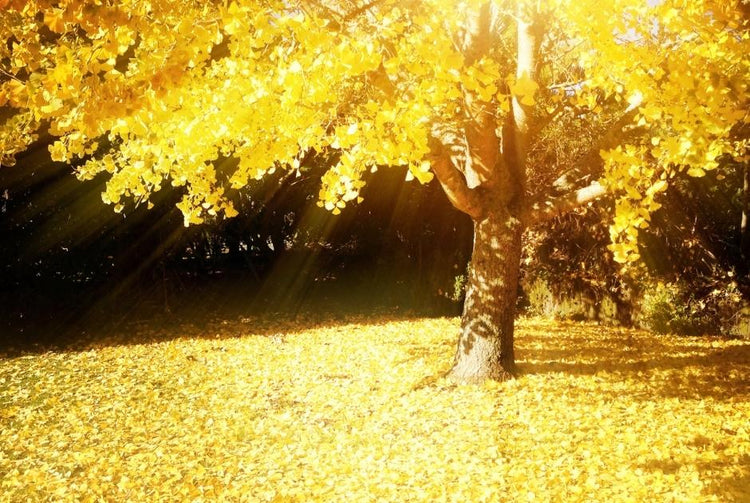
[0, 301, 436, 359]
[516, 320, 750, 401]
[0, 267, 461, 357]
[641, 452, 750, 501]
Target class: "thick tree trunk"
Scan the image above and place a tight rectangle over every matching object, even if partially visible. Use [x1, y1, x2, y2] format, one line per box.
[435, 2, 538, 382]
[448, 208, 524, 381]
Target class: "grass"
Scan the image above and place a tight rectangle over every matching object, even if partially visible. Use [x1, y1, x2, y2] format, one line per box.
[1, 316, 748, 502]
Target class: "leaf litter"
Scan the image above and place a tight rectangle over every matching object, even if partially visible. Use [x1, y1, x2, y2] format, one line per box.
[1, 317, 748, 502]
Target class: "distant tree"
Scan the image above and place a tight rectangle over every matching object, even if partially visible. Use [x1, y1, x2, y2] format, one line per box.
[1, 0, 747, 380]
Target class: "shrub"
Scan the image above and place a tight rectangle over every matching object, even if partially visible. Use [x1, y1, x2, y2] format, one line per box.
[640, 277, 749, 337]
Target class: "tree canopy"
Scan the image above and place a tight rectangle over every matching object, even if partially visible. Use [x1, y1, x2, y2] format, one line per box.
[2, 0, 747, 263]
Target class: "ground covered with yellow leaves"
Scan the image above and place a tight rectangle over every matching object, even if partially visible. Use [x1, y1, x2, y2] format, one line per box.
[1, 317, 748, 502]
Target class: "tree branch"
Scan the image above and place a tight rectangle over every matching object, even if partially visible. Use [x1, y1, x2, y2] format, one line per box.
[431, 154, 486, 220]
[521, 106, 639, 226]
[343, 0, 388, 22]
[533, 103, 642, 204]
[523, 180, 607, 225]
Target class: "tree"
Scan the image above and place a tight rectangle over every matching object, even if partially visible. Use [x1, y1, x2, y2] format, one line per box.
[1, 0, 748, 381]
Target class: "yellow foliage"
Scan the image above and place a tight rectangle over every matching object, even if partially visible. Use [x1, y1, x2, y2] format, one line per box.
[0, 0, 747, 264]
[1, 317, 748, 502]
[510, 72, 539, 107]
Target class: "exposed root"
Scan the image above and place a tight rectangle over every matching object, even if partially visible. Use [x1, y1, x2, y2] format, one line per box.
[445, 364, 516, 385]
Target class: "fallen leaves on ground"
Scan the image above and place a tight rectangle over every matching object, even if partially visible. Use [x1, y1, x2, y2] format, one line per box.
[1, 317, 748, 502]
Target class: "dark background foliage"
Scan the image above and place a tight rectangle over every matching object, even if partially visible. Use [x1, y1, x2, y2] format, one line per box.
[522, 157, 749, 335]
[0, 138, 474, 346]
[2, 139, 748, 348]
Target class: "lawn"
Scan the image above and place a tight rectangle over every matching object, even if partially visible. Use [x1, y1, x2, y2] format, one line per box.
[1, 316, 748, 502]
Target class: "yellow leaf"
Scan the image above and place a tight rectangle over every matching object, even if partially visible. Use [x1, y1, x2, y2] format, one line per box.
[44, 8, 65, 33]
[41, 99, 64, 115]
[224, 204, 239, 218]
[511, 72, 539, 107]
[7, 80, 26, 106]
[651, 179, 667, 193]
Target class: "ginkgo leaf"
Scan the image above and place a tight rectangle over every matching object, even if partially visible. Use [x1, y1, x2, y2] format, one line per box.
[510, 72, 539, 106]
[1, 316, 747, 502]
[44, 8, 66, 33]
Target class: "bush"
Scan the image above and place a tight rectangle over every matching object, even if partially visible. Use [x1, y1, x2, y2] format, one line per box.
[640, 278, 749, 337]
[640, 282, 684, 334]
[522, 277, 627, 323]
[524, 278, 556, 317]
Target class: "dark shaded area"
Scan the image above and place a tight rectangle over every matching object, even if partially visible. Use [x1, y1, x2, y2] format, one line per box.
[522, 155, 750, 332]
[0, 140, 473, 351]
[521, 202, 634, 324]
[3, 137, 748, 352]
[640, 162, 749, 280]
[516, 321, 750, 402]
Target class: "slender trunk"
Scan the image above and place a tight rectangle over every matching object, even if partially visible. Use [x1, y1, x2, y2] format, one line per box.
[448, 209, 524, 381]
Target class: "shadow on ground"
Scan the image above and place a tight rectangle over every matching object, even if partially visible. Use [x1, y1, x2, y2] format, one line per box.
[517, 319, 750, 401]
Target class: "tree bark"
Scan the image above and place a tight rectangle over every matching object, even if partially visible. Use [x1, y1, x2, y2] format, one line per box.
[741, 163, 750, 270]
[443, 3, 536, 382]
[448, 208, 524, 381]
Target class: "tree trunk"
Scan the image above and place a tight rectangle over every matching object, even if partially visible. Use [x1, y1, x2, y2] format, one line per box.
[741, 164, 749, 266]
[448, 208, 524, 381]
[435, 2, 537, 382]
